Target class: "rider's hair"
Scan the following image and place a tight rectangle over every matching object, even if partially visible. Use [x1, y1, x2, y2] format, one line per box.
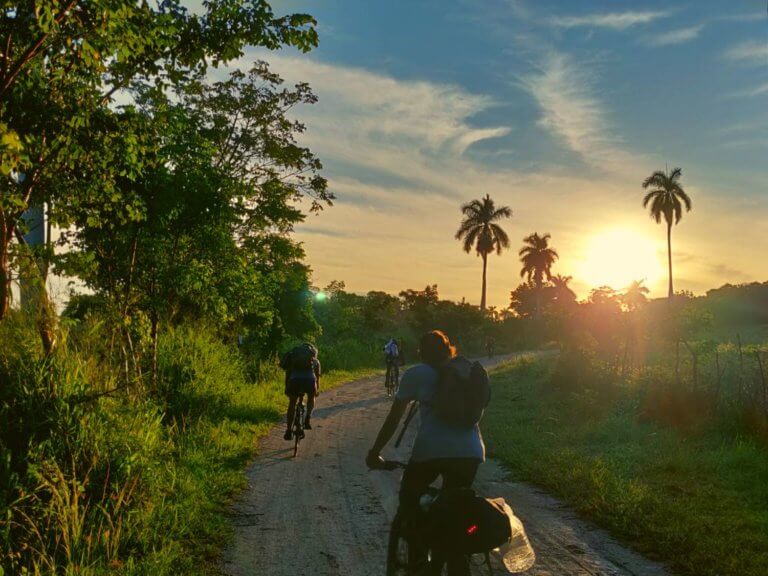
[419, 330, 456, 368]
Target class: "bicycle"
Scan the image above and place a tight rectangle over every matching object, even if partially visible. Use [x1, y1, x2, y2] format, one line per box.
[373, 461, 495, 576]
[385, 359, 400, 397]
[292, 395, 306, 457]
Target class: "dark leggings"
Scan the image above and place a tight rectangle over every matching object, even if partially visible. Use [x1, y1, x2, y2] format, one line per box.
[399, 458, 480, 576]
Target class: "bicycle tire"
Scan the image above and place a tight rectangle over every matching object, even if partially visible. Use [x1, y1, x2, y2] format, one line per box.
[293, 401, 305, 458]
[386, 512, 408, 576]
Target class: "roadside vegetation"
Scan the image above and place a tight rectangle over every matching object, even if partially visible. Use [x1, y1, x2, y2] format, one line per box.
[483, 286, 768, 576]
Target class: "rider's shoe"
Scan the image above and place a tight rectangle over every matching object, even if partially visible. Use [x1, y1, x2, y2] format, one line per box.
[284, 429, 292, 441]
[304, 417, 312, 430]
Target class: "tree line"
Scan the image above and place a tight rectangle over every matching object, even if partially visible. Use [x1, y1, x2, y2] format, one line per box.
[1, 0, 330, 375]
[456, 167, 692, 311]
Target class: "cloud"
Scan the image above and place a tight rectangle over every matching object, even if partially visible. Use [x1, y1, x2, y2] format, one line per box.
[728, 81, 768, 99]
[645, 25, 703, 47]
[520, 52, 633, 171]
[550, 10, 670, 30]
[215, 50, 767, 305]
[724, 40, 768, 65]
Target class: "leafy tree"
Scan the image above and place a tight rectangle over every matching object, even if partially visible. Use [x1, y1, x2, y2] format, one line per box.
[61, 63, 329, 376]
[509, 281, 538, 319]
[362, 291, 401, 333]
[400, 284, 440, 334]
[0, 0, 320, 322]
[642, 167, 692, 300]
[519, 232, 558, 317]
[455, 194, 512, 311]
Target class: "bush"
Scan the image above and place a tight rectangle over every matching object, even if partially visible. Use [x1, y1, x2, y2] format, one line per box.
[157, 326, 246, 422]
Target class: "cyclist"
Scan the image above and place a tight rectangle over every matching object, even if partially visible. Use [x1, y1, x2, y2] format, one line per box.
[279, 342, 321, 441]
[384, 337, 400, 391]
[367, 330, 485, 574]
[486, 336, 495, 359]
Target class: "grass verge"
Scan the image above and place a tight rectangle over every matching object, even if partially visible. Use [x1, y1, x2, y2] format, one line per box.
[482, 356, 768, 576]
[146, 366, 381, 575]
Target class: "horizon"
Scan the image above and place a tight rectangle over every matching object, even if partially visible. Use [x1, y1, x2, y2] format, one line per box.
[244, 0, 768, 307]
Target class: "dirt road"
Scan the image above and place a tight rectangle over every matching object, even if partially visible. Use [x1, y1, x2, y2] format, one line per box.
[221, 356, 670, 576]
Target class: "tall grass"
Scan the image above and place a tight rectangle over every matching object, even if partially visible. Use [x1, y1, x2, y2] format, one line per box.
[0, 315, 377, 575]
[483, 355, 768, 576]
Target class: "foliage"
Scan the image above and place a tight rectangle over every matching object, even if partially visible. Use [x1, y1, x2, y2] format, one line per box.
[455, 194, 512, 310]
[0, 310, 373, 575]
[0, 0, 320, 322]
[518, 232, 558, 288]
[311, 282, 528, 371]
[484, 356, 768, 576]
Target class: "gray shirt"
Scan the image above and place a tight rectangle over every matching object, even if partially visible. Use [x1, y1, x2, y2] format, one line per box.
[395, 363, 485, 463]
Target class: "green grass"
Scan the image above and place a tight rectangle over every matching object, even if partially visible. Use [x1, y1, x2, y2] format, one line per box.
[0, 315, 380, 576]
[483, 356, 768, 576]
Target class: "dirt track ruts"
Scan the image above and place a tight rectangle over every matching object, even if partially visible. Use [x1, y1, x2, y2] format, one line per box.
[221, 355, 670, 576]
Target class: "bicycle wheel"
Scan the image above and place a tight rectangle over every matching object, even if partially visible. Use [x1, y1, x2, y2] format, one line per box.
[393, 365, 400, 395]
[386, 513, 409, 576]
[293, 401, 304, 458]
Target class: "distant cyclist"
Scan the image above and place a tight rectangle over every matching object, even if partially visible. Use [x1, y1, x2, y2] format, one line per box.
[279, 342, 321, 441]
[383, 337, 400, 390]
[367, 330, 488, 574]
[486, 336, 495, 359]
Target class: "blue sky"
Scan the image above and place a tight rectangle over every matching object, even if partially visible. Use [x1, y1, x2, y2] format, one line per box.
[251, 0, 768, 307]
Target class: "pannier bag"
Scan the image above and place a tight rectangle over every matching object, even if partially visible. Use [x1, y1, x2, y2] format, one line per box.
[424, 489, 536, 572]
[425, 489, 512, 554]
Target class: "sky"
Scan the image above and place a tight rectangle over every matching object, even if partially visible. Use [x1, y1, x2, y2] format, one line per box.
[249, 0, 767, 307]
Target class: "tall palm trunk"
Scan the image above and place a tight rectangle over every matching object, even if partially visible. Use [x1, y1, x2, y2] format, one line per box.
[666, 220, 673, 300]
[480, 252, 488, 311]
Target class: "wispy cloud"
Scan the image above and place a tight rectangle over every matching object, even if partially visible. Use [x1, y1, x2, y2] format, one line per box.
[520, 52, 633, 171]
[645, 25, 703, 47]
[213, 48, 766, 304]
[550, 10, 670, 30]
[724, 40, 768, 65]
[730, 81, 768, 98]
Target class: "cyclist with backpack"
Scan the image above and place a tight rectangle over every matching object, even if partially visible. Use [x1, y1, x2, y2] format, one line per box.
[366, 330, 490, 574]
[280, 342, 321, 441]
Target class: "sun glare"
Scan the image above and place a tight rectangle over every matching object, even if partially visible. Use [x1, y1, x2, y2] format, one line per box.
[578, 229, 662, 292]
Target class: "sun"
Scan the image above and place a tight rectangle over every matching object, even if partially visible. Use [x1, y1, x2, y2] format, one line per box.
[578, 228, 662, 292]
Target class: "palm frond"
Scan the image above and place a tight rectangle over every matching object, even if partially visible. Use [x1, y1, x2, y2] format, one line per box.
[642, 190, 660, 208]
[642, 171, 666, 189]
[492, 206, 512, 220]
[462, 226, 481, 253]
[490, 223, 510, 248]
[677, 188, 692, 211]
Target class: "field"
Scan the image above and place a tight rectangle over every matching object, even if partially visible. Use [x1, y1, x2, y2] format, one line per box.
[483, 356, 768, 576]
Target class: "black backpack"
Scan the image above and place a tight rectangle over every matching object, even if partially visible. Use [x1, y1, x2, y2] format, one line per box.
[425, 489, 513, 554]
[432, 356, 490, 428]
[286, 343, 315, 371]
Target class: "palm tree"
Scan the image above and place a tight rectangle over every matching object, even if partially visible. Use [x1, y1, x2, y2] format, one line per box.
[642, 167, 692, 300]
[551, 274, 577, 307]
[622, 279, 650, 311]
[519, 232, 559, 317]
[455, 194, 512, 311]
